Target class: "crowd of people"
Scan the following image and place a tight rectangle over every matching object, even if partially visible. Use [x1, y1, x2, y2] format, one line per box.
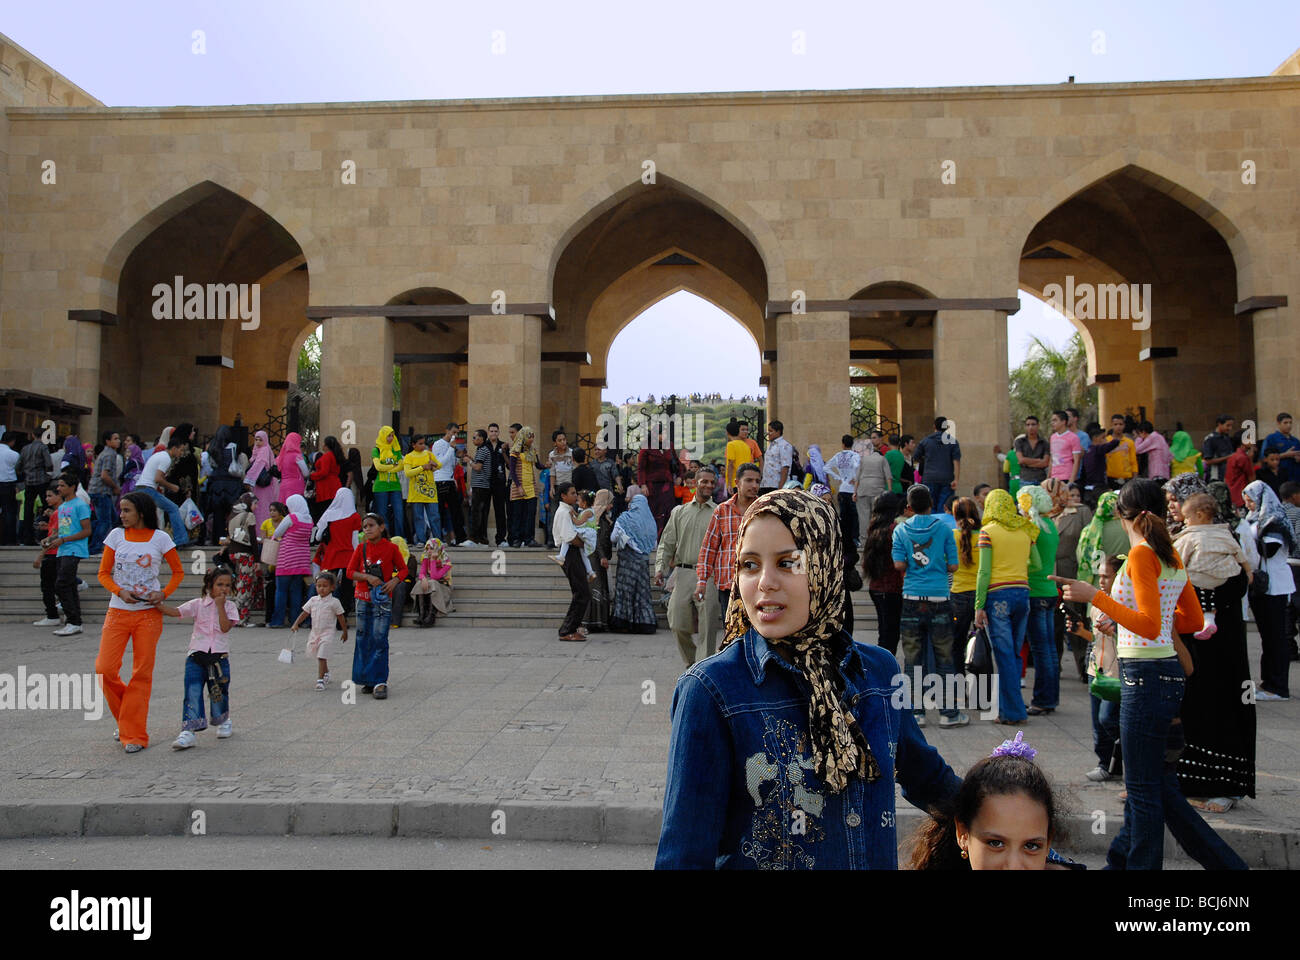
[2, 403, 1294, 870]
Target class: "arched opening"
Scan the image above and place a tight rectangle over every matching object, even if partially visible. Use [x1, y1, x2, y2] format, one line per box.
[99, 183, 308, 439]
[1019, 165, 1249, 432]
[549, 182, 770, 448]
[848, 282, 936, 438]
[386, 287, 470, 437]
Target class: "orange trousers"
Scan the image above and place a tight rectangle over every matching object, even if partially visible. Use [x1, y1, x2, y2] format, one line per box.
[95, 607, 162, 748]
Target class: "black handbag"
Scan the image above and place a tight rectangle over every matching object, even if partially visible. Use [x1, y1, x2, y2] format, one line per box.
[255, 465, 273, 488]
[965, 623, 993, 676]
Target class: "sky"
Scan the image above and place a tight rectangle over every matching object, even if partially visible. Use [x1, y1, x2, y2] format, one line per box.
[9, 1, 1294, 399]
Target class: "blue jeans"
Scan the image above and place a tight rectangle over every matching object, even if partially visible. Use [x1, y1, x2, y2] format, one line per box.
[899, 598, 959, 718]
[89, 492, 116, 553]
[984, 587, 1029, 722]
[926, 482, 954, 514]
[1091, 692, 1120, 768]
[271, 573, 304, 627]
[1027, 595, 1059, 709]
[353, 588, 392, 686]
[372, 489, 404, 539]
[142, 486, 189, 546]
[410, 501, 442, 545]
[1105, 657, 1247, 871]
[182, 654, 230, 730]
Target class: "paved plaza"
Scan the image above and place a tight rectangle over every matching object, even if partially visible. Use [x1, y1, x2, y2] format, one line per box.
[0, 610, 1296, 866]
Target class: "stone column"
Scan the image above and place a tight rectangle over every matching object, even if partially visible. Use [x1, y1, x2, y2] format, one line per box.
[875, 378, 900, 429]
[896, 358, 934, 439]
[932, 309, 1008, 493]
[541, 360, 582, 439]
[775, 311, 849, 454]
[468, 314, 542, 433]
[399, 363, 456, 436]
[1252, 305, 1295, 425]
[578, 383, 604, 444]
[320, 315, 394, 454]
[454, 362, 469, 427]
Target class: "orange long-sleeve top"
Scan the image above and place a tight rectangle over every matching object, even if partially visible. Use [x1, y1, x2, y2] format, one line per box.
[97, 529, 185, 602]
[1089, 541, 1203, 656]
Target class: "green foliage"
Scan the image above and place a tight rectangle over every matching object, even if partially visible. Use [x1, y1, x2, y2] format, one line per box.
[849, 367, 878, 434]
[291, 330, 321, 447]
[1008, 333, 1097, 438]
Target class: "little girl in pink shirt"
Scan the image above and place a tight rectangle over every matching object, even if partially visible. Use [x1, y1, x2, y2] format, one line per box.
[155, 568, 240, 750]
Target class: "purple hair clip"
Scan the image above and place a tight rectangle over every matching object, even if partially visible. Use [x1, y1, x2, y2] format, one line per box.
[990, 731, 1037, 762]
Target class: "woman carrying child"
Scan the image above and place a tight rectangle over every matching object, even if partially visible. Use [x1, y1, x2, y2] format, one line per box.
[291, 571, 349, 690]
[156, 568, 240, 749]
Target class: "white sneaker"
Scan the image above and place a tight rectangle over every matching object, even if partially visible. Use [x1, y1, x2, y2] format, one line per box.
[32, 617, 61, 626]
[940, 712, 970, 728]
[1085, 765, 1113, 782]
[172, 730, 196, 750]
[914, 713, 927, 728]
[1256, 690, 1289, 702]
[217, 720, 233, 738]
[459, 540, 478, 547]
[52, 624, 83, 636]
[76, 579, 88, 592]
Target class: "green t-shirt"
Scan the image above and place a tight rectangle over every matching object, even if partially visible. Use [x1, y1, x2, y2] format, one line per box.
[884, 449, 905, 494]
[372, 445, 403, 493]
[1028, 517, 1059, 597]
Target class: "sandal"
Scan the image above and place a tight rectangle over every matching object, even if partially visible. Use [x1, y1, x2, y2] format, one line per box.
[1190, 797, 1234, 814]
[373, 684, 388, 700]
[993, 717, 1024, 726]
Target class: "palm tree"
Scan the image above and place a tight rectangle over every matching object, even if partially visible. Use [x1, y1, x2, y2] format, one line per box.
[1008, 333, 1096, 436]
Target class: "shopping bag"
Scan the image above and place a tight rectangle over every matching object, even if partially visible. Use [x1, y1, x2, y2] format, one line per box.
[260, 538, 280, 566]
[965, 624, 993, 676]
[179, 497, 204, 531]
[278, 639, 294, 664]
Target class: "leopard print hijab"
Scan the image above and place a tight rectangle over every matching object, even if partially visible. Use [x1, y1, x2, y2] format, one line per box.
[720, 489, 880, 792]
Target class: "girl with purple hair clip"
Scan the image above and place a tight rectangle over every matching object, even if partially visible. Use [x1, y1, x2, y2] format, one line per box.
[911, 731, 1083, 870]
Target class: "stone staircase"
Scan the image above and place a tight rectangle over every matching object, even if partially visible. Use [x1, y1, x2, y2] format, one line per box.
[0, 544, 877, 630]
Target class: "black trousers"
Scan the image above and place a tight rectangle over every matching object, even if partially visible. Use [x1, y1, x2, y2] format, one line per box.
[436, 480, 467, 543]
[1251, 592, 1291, 698]
[495, 482, 511, 544]
[838, 492, 859, 550]
[22, 482, 48, 545]
[560, 547, 591, 636]
[40, 554, 59, 619]
[719, 587, 731, 623]
[55, 556, 82, 626]
[470, 488, 492, 543]
[0, 481, 17, 546]
[869, 589, 902, 657]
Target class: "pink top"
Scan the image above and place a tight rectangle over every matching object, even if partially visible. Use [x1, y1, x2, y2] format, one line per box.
[419, 557, 452, 581]
[276, 515, 313, 575]
[1049, 430, 1082, 480]
[1135, 431, 1173, 480]
[178, 597, 241, 654]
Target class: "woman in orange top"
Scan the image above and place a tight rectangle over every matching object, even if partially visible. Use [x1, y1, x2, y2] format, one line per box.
[1052, 479, 1245, 871]
[95, 490, 185, 752]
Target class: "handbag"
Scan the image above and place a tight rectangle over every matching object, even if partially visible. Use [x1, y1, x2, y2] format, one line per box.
[260, 537, 280, 566]
[255, 465, 273, 488]
[964, 623, 993, 676]
[1089, 630, 1121, 703]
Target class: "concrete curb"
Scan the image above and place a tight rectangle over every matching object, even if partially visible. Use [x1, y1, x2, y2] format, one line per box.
[0, 799, 1293, 865]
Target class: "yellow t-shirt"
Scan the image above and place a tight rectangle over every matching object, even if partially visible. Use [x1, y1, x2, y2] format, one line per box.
[951, 528, 980, 593]
[725, 439, 753, 487]
[976, 523, 1033, 591]
[402, 450, 441, 503]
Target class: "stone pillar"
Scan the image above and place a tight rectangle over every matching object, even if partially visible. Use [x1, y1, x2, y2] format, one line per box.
[468, 314, 542, 433]
[764, 361, 778, 426]
[541, 361, 582, 439]
[775, 311, 849, 454]
[933, 309, 1008, 493]
[579, 383, 603, 443]
[320, 315, 394, 455]
[399, 363, 456, 436]
[454, 363, 469, 427]
[1252, 305, 1295, 425]
[876, 379, 900, 429]
[896, 358, 934, 439]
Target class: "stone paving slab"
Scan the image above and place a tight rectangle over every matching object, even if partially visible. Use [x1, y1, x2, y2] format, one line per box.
[0, 615, 1296, 865]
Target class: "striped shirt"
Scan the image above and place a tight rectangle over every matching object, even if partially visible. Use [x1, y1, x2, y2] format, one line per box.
[274, 515, 314, 576]
[471, 444, 492, 489]
[695, 495, 746, 593]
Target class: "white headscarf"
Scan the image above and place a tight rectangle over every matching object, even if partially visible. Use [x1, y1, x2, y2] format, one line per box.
[285, 493, 312, 524]
[315, 488, 357, 539]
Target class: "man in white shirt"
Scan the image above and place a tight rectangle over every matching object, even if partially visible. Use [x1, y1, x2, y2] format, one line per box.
[551, 482, 590, 643]
[136, 435, 191, 546]
[0, 431, 21, 545]
[825, 434, 861, 550]
[759, 420, 793, 494]
[431, 422, 466, 546]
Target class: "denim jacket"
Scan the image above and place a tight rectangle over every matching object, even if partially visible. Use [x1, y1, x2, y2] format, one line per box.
[655, 628, 961, 869]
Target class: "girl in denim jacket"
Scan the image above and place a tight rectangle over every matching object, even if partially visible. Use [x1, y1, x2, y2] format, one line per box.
[655, 489, 961, 869]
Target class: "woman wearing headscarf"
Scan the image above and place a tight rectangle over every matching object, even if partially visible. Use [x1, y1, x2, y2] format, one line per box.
[315, 487, 362, 615]
[610, 487, 658, 633]
[387, 535, 419, 628]
[584, 488, 615, 633]
[1043, 477, 1092, 679]
[269, 493, 313, 628]
[1169, 430, 1202, 478]
[412, 537, 453, 627]
[638, 429, 680, 538]
[119, 441, 146, 495]
[973, 489, 1039, 725]
[205, 425, 246, 543]
[507, 427, 540, 548]
[244, 430, 279, 525]
[219, 492, 263, 622]
[655, 489, 961, 869]
[370, 426, 404, 537]
[1076, 490, 1130, 584]
[343, 448, 368, 514]
[309, 435, 346, 524]
[1018, 484, 1060, 715]
[61, 436, 87, 489]
[1162, 475, 1256, 813]
[276, 431, 309, 504]
[803, 444, 829, 490]
[164, 422, 199, 506]
[1243, 480, 1295, 702]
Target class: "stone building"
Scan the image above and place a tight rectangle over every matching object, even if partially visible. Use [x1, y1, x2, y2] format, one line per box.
[1, 30, 1296, 489]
